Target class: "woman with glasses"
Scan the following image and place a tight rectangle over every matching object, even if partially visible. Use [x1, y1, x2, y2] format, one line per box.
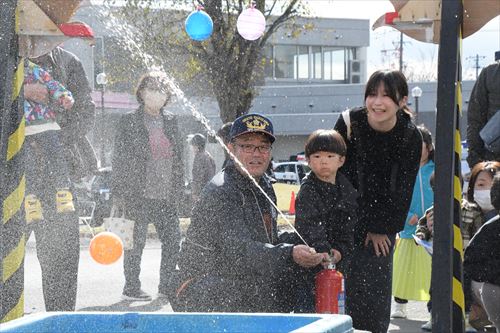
[111, 71, 184, 301]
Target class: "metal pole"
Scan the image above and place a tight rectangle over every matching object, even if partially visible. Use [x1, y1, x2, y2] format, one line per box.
[0, 0, 26, 323]
[399, 31, 403, 72]
[415, 96, 419, 124]
[100, 86, 105, 166]
[433, 0, 465, 332]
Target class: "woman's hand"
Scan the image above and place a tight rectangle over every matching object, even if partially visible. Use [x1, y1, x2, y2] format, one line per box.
[364, 232, 392, 257]
[408, 214, 418, 225]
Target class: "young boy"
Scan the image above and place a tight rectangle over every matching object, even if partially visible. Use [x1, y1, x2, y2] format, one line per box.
[294, 129, 358, 312]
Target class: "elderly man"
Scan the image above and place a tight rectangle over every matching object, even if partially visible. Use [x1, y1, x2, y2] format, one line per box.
[172, 113, 326, 312]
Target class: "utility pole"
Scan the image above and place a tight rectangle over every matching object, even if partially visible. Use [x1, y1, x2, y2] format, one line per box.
[466, 54, 486, 79]
[380, 32, 411, 72]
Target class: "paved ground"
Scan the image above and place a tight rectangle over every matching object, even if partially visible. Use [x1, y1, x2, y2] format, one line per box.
[23, 231, 496, 333]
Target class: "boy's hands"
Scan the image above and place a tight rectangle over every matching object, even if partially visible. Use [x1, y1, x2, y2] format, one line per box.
[292, 245, 329, 268]
[320, 248, 342, 268]
[365, 232, 391, 257]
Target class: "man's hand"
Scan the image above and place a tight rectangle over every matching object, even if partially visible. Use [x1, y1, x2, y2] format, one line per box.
[292, 245, 328, 268]
[364, 232, 392, 257]
[24, 83, 49, 104]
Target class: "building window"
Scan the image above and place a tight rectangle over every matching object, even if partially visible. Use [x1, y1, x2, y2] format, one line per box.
[263, 45, 274, 78]
[297, 46, 309, 79]
[323, 47, 346, 81]
[274, 45, 297, 79]
[312, 46, 322, 79]
[267, 44, 356, 82]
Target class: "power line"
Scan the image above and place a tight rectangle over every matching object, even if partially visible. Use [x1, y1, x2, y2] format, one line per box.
[466, 54, 486, 79]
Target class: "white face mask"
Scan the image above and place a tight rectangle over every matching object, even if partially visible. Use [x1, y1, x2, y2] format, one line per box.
[474, 190, 494, 212]
[142, 90, 168, 110]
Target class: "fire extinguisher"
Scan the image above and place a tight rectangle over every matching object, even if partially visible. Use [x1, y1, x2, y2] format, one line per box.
[315, 262, 345, 314]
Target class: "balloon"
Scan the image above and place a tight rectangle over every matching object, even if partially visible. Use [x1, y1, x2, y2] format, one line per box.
[185, 9, 213, 41]
[236, 7, 266, 41]
[89, 232, 123, 265]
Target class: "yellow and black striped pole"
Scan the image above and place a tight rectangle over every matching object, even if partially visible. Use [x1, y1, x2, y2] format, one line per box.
[433, 0, 465, 332]
[0, 0, 26, 323]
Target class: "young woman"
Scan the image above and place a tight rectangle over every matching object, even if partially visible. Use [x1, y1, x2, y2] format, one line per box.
[334, 70, 422, 333]
[391, 125, 435, 318]
[112, 71, 184, 301]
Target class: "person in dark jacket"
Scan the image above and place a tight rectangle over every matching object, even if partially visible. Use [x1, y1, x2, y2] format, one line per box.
[22, 46, 96, 312]
[334, 70, 422, 333]
[466, 53, 500, 169]
[464, 172, 500, 333]
[172, 113, 328, 312]
[28, 46, 98, 180]
[112, 71, 184, 301]
[189, 133, 216, 202]
[294, 129, 357, 313]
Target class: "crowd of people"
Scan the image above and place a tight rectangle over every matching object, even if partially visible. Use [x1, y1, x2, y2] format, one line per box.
[21, 41, 499, 333]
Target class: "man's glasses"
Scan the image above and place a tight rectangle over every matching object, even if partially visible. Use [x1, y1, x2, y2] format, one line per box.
[236, 143, 272, 154]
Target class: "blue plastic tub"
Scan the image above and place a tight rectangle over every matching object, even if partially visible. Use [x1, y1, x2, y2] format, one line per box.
[0, 312, 353, 333]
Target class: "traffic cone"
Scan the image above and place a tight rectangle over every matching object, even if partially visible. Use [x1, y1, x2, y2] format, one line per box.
[289, 191, 296, 215]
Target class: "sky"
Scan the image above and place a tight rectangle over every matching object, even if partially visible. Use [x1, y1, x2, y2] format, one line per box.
[305, 0, 500, 80]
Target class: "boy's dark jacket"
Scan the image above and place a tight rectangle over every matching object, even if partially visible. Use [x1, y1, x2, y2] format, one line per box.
[295, 171, 358, 265]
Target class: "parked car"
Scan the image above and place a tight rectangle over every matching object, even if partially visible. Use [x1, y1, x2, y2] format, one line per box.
[273, 161, 310, 185]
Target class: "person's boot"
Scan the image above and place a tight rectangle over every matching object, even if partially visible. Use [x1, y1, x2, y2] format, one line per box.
[391, 302, 407, 319]
[421, 316, 432, 331]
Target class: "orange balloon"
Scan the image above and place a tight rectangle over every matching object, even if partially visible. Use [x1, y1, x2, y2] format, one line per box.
[89, 232, 123, 265]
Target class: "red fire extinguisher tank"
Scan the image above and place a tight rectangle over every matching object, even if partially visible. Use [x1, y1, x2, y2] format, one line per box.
[315, 264, 345, 314]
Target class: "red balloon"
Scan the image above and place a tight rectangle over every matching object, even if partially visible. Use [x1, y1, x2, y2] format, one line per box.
[89, 232, 123, 265]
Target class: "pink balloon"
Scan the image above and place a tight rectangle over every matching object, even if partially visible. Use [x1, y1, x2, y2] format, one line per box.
[236, 7, 266, 41]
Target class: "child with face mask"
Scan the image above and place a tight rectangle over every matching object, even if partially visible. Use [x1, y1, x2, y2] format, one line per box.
[462, 161, 500, 331]
[462, 161, 500, 245]
[464, 172, 500, 333]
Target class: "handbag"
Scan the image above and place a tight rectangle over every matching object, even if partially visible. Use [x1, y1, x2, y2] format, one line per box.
[103, 205, 135, 250]
[479, 110, 500, 154]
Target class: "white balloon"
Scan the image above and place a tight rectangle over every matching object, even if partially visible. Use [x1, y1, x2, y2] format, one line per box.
[236, 7, 266, 41]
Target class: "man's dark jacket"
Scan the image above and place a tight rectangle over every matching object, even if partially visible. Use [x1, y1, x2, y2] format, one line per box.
[34, 47, 97, 179]
[176, 164, 297, 312]
[467, 62, 500, 167]
[111, 107, 184, 204]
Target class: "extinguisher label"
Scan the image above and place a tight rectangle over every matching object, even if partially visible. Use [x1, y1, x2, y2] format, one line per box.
[338, 292, 345, 314]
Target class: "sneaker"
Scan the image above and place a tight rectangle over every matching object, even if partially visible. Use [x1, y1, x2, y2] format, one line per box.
[157, 292, 168, 299]
[391, 302, 407, 319]
[465, 313, 478, 333]
[121, 289, 152, 301]
[421, 318, 432, 331]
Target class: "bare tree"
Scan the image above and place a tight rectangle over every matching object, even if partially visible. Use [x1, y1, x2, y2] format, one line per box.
[106, 0, 307, 123]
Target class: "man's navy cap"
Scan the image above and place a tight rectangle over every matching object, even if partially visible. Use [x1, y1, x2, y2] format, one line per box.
[230, 113, 275, 143]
